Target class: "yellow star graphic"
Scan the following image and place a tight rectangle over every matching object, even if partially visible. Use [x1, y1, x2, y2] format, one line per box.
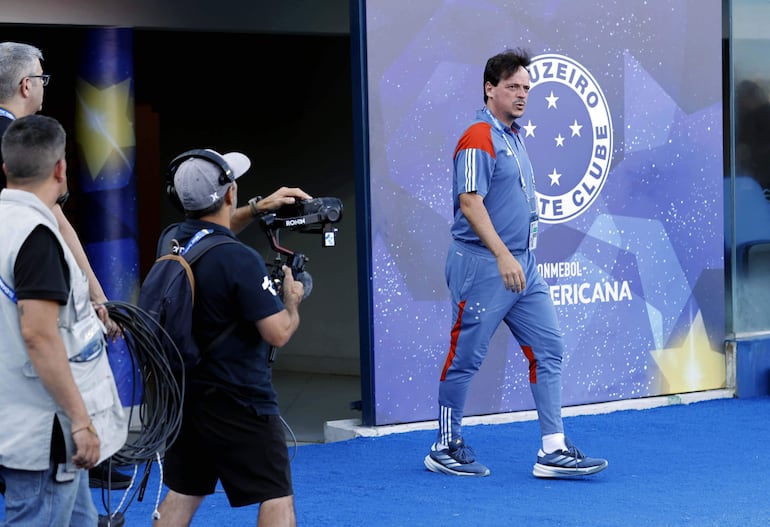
[650, 311, 726, 393]
[75, 78, 136, 180]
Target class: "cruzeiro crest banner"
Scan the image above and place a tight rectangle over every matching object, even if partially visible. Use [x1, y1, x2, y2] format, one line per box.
[362, 0, 724, 425]
[527, 54, 613, 224]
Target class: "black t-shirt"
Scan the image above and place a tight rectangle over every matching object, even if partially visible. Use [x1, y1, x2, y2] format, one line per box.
[170, 219, 284, 413]
[12, 223, 69, 462]
[15, 224, 69, 303]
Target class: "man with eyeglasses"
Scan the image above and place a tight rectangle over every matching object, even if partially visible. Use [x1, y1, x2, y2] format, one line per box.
[0, 42, 116, 319]
[0, 42, 130, 502]
[0, 113, 128, 527]
[0, 42, 48, 179]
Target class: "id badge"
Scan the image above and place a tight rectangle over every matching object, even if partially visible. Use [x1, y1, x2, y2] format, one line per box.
[66, 315, 105, 363]
[528, 216, 539, 250]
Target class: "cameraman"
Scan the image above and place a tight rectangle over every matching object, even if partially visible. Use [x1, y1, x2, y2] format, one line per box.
[154, 149, 307, 527]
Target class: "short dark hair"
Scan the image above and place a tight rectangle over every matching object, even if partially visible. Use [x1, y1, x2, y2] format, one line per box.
[185, 198, 226, 219]
[483, 48, 532, 103]
[1, 114, 66, 184]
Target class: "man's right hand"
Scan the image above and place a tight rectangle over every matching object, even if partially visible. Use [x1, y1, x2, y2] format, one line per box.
[281, 265, 305, 308]
[71, 422, 100, 470]
[497, 251, 526, 293]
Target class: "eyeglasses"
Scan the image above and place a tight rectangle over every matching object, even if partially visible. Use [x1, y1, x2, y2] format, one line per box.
[20, 74, 51, 87]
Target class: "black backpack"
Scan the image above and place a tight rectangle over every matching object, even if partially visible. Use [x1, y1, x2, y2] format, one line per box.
[137, 225, 238, 373]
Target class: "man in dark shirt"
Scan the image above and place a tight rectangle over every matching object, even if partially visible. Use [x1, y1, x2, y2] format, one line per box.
[0, 42, 48, 187]
[154, 149, 306, 527]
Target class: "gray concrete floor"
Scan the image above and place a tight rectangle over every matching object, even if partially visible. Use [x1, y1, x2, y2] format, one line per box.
[272, 370, 362, 444]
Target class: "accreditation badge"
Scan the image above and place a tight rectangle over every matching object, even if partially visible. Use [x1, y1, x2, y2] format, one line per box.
[529, 215, 539, 250]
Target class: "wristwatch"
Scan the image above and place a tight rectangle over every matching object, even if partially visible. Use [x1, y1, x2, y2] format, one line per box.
[248, 196, 264, 217]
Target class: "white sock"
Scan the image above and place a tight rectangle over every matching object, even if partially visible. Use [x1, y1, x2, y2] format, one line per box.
[431, 442, 448, 452]
[542, 433, 566, 454]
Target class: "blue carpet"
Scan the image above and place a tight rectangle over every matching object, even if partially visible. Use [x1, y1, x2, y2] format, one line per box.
[3, 397, 770, 526]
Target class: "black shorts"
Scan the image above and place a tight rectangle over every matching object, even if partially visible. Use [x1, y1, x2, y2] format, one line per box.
[163, 388, 293, 507]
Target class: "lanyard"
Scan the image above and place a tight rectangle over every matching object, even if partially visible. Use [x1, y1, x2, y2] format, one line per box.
[180, 228, 213, 255]
[0, 274, 17, 304]
[482, 107, 537, 215]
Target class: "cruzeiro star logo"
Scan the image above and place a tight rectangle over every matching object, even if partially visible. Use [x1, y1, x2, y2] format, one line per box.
[524, 54, 613, 224]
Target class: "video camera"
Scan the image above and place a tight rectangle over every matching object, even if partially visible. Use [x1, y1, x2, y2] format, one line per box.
[259, 197, 343, 299]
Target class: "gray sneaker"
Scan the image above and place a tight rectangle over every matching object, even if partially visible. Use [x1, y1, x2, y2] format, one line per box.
[424, 437, 490, 477]
[532, 438, 608, 478]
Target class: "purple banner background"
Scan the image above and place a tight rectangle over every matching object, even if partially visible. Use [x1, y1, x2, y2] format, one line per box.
[364, 0, 724, 425]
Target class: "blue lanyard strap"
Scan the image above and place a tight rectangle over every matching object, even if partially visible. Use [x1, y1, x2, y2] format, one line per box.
[0, 107, 15, 121]
[180, 228, 213, 255]
[0, 274, 18, 304]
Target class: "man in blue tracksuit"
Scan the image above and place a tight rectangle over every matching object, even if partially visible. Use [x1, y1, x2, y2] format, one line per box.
[424, 48, 608, 478]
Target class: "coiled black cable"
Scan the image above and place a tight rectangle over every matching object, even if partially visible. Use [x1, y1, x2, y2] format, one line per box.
[104, 300, 184, 466]
[100, 299, 298, 522]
